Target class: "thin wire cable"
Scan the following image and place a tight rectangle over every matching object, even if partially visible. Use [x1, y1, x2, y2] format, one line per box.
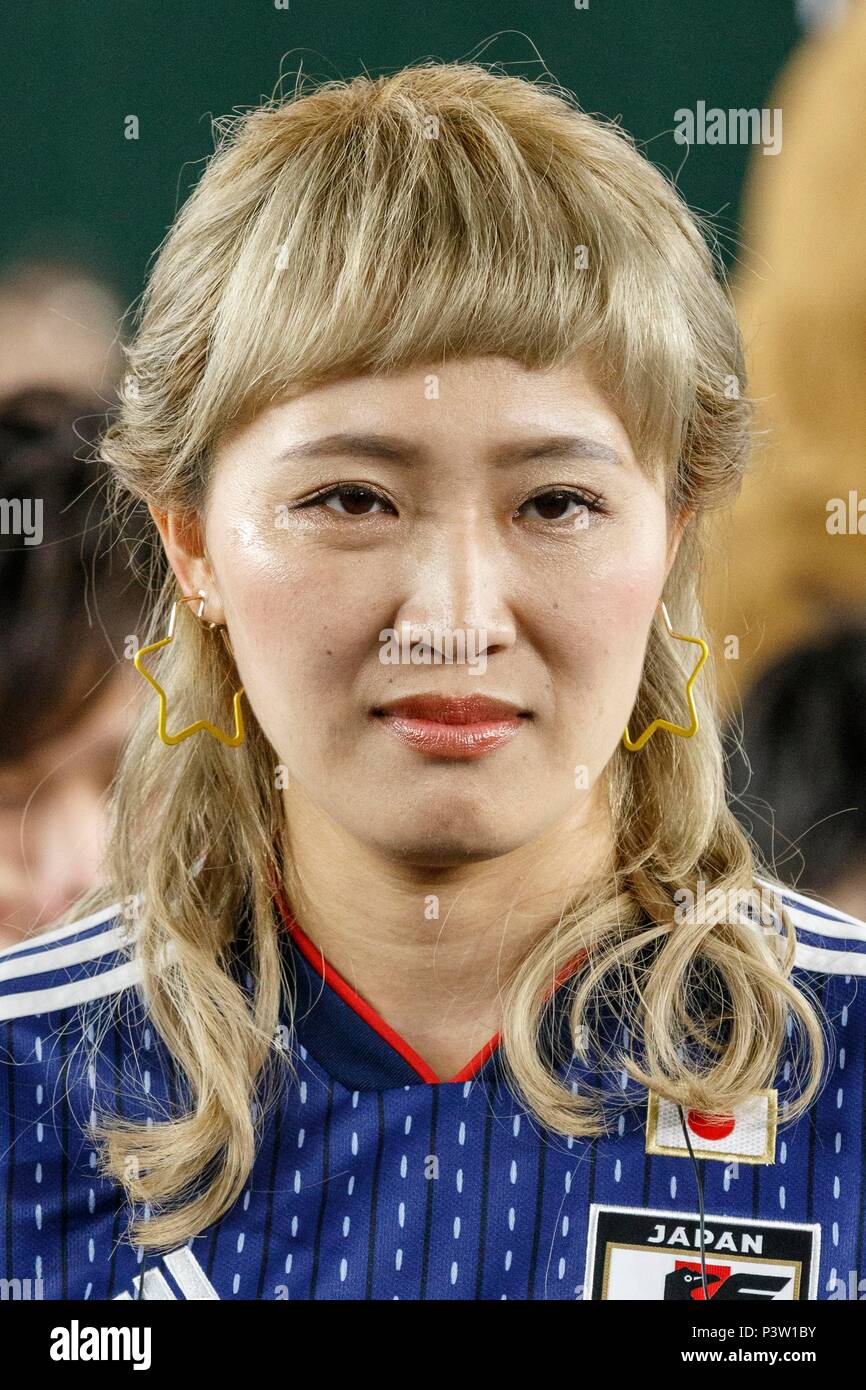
[678, 1104, 709, 1301]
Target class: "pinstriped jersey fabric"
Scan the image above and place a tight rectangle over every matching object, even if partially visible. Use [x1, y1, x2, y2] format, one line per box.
[0, 883, 865, 1301]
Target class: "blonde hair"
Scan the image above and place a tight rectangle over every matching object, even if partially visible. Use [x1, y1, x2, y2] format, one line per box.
[77, 61, 825, 1249]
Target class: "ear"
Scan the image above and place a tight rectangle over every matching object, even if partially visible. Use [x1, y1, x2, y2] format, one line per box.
[148, 504, 226, 625]
[664, 504, 690, 581]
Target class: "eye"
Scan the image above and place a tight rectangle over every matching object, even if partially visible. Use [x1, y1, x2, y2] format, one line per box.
[297, 485, 396, 516]
[517, 488, 605, 523]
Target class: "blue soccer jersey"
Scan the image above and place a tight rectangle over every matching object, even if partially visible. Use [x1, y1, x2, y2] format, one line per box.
[1, 881, 865, 1301]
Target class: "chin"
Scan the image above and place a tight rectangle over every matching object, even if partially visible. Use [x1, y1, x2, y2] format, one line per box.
[358, 801, 535, 867]
[376, 833, 528, 868]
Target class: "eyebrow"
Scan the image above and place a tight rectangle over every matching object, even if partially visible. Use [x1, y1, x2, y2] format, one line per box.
[272, 431, 625, 469]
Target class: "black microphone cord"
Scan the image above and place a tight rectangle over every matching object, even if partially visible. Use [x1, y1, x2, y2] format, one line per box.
[677, 1104, 709, 1302]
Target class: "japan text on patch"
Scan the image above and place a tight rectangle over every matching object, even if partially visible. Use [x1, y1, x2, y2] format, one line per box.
[645, 1089, 778, 1164]
[583, 1204, 820, 1301]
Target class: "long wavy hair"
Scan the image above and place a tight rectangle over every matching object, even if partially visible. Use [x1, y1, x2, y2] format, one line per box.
[68, 61, 826, 1250]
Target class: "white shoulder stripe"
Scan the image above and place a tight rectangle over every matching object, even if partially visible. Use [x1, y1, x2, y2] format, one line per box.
[0, 958, 142, 1022]
[794, 942, 866, 976]
[755, 877, 866, 942]
[0, 901, 123, 959]
[0, 924, 132, 984]
[783, 903, 866, 943]
[769, 881, 851, 920]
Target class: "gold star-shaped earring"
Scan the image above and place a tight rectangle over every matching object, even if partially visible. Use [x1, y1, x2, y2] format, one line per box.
[134, 592, 246, 747]
[623, 602, 708, 752]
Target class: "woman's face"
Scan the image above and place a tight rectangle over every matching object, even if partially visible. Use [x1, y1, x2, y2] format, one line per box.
[158, 355, 683, 865]
[0, 669, 137, 944]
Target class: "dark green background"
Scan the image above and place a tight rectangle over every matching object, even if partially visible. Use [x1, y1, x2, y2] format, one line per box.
[1, 1, 804, 312]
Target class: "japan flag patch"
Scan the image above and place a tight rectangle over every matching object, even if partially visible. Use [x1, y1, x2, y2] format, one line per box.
[645, 1089, 778, 1164]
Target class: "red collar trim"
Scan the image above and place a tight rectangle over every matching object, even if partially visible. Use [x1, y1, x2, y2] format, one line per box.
[272, 881, 585, 1086]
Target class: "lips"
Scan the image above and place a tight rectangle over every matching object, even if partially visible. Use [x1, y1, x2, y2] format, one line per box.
[372, 692, 529, 760]
[375, 693, 524, 723]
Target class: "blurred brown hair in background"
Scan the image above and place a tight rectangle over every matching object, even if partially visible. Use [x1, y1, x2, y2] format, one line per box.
[705, 0, 866, 698]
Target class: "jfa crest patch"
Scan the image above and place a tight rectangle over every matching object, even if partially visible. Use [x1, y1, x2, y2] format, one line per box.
[645, 1090, 778, 1164]
[584, 1204, 820, 1300]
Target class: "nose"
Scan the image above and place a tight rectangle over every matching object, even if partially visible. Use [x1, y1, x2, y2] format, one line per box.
[392, 515, 517, 663]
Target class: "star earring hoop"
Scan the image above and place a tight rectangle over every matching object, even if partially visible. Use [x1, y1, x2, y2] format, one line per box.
[134, 591, 246, 747]
[622, 601, 708, 752]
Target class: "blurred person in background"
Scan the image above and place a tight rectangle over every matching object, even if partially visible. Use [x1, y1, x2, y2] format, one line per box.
[703, 0, 866, 928]
[0, 258, 124, 400]
[0, 387, 149, 945]
[704, 0, 866, 702]
[727, 623, 866, 920]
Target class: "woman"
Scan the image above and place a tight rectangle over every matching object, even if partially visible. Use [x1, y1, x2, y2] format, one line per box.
[1, 62, 863, 1303]
[0, 387, 146, 946]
